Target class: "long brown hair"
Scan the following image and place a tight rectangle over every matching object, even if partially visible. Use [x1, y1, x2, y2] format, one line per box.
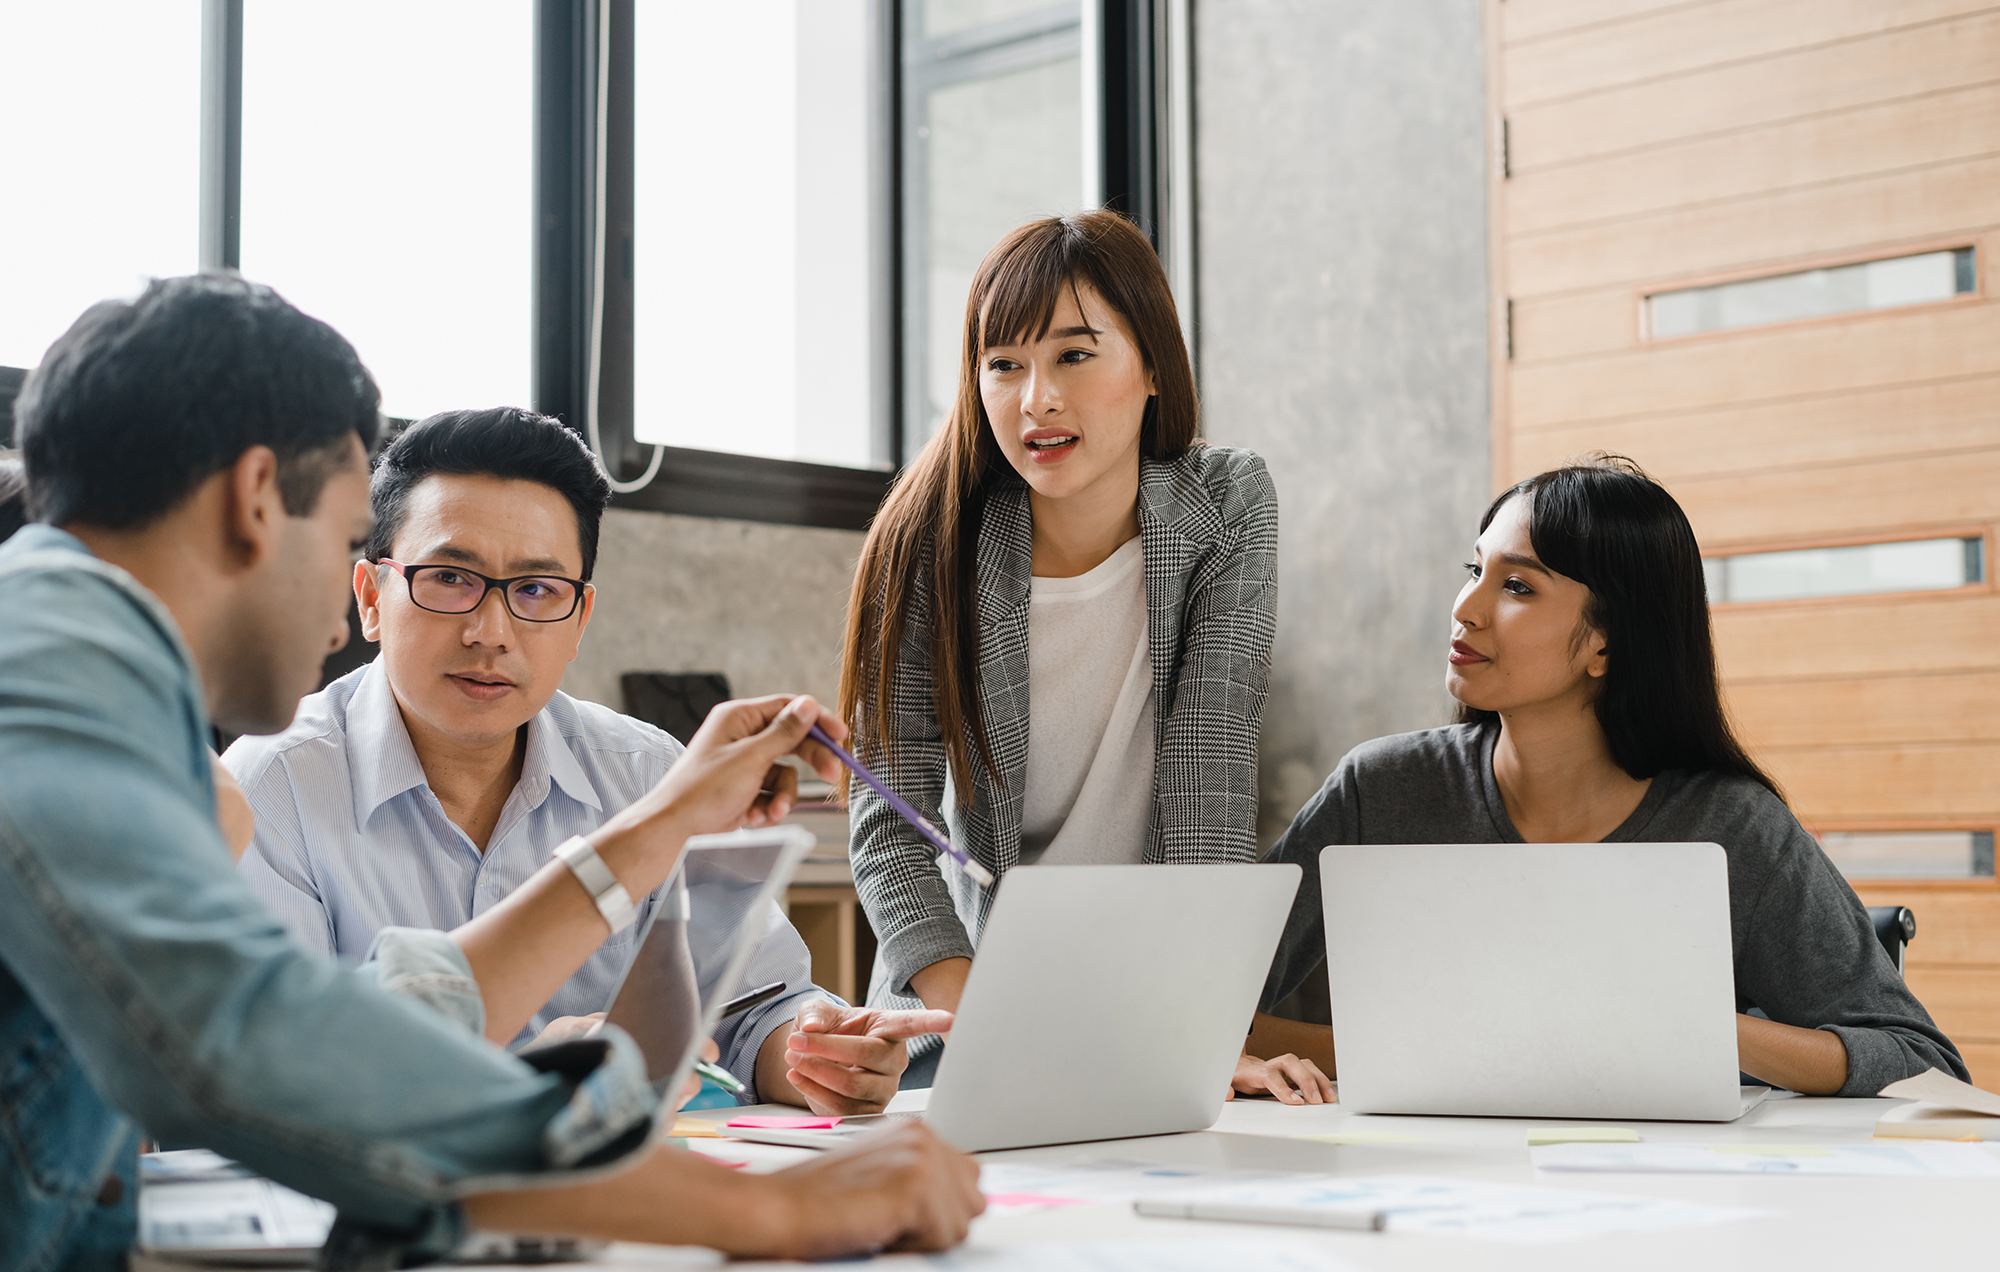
[839, 210, 1199, 805]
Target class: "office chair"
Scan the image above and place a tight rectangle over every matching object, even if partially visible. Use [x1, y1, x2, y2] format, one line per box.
[1865, 905, 1916, 974]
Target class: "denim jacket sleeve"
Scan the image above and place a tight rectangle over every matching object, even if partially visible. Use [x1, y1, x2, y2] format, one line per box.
[0, 545, 659, 1254]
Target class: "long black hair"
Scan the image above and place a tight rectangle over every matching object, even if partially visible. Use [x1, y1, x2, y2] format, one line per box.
[1455, 455, 1781, 799]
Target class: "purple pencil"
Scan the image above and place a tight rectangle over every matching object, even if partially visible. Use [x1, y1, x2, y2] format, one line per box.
[808, 724, 996, 887]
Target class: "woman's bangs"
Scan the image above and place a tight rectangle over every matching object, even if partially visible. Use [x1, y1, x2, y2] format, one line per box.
[975, 231, 1083, 352]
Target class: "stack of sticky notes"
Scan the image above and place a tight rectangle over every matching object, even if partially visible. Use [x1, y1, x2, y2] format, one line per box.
[1875, 1068, 2000, 1141]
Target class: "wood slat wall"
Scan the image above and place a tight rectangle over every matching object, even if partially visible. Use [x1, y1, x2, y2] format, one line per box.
[1490, 0, 2000, 1087]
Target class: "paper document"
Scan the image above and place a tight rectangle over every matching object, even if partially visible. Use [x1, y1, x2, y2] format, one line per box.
[1875, 1067, 2000, 1140]
[1532, 1141, 2000, 1177]
[848, 1242, 1363, 1271]
[1132, 1174, 1764, 1243]
[977, 1158, 1301, 1213]
[1878, 1067, 2000, 1115]
[139, 1176, 335, 1254]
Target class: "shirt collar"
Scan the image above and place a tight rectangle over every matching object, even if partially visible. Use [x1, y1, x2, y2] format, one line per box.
[527, 702, 604, 813]
[344, 661, 604, 830]
[346, 661, 434, 830]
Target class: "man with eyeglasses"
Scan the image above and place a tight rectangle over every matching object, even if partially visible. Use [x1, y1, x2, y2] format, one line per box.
[227, 407, 946, 1114]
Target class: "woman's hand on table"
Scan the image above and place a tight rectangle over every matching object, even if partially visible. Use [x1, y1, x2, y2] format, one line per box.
[1230, 1051, 1335, 1105]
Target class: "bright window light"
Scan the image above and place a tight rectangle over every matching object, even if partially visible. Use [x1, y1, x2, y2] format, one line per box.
[1820, 830, 1995, 881]
[633, 0, 879, 468]
[1705, 537, 1982, 605]
[1648, 248, 1974, 340]
[238, 0, 533, 422]
[0, 1, 201, 371]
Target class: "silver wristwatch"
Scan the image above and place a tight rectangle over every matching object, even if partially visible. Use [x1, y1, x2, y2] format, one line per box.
[554, 835, 638, 934]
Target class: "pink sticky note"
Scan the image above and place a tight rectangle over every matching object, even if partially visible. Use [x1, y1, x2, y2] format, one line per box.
[725, 1115, 844, 1130]
[983, 1193, 1087, 1210]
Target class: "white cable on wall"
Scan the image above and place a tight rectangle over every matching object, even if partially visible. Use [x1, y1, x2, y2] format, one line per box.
[585, 0, 664, 494]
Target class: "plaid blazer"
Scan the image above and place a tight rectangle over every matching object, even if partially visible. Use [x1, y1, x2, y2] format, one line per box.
[851, 444, 1279, 1019]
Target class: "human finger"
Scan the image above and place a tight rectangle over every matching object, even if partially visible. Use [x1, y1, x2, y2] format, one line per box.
[701, 1037, 720, 1062]
[786, 1048, 898, 1103]
[1273, 1055, 1324, 1104]
[746, 763, 799, 827]
[862, 1008, 955, 1041]
[784, 1066, 878, 1118]
[787, 1030, 900, 1070]
[883, 1127, 982, 1251]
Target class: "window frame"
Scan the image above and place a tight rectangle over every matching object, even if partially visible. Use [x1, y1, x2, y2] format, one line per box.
[0, 0, 1188, 535]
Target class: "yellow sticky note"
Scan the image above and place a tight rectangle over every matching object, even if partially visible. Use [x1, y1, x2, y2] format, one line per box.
[1301, 1132, 1425, 1145]
[1526, 1127, 1641, 1146]
[671, 1118, 722, 1139]
[1710, 1144, 1833, 1156]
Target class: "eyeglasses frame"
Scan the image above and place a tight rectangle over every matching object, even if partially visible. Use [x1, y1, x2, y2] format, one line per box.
[376, 558, 589, 624]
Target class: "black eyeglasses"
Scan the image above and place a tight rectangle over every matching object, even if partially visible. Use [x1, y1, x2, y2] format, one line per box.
[379, 559, 586, 623]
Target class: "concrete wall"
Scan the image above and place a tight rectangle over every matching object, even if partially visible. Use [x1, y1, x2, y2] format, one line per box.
[561, 508, 865, 712]
[1194, 0, 1492, 841]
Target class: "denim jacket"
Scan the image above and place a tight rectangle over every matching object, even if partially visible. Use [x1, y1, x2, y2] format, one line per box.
[0, 528, 659, 1272]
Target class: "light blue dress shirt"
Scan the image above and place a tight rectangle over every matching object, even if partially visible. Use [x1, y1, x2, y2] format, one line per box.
[225, 660, 833, 1092]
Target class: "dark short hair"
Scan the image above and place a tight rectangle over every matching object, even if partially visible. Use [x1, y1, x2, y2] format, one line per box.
[0, 456, 26, 541]
[1455, 455, 1780, 799]
[12, 275, 381, 529]
[364, 408, 613, 580]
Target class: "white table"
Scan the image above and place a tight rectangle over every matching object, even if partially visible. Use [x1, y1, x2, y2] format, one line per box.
[138, 1089, 1993, 1271]
[660, 1088, 1993, 1271]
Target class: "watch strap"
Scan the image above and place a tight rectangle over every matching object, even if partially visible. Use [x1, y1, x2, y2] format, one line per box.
[554, 835, 638, 934]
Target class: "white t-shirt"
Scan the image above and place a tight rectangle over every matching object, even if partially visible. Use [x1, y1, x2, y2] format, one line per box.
[1018, 535, 1155, 865]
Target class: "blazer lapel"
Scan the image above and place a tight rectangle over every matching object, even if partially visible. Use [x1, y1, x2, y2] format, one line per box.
[1137, 452, 1225, 861]
[971, 479, 1033, 873]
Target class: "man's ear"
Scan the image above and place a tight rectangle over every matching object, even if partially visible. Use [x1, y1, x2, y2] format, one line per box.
[223, 446, 285, 570]
[354, 559, 386, 642]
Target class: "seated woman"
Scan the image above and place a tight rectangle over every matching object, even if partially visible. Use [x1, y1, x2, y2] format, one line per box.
[1249, 456, 1965, 1096]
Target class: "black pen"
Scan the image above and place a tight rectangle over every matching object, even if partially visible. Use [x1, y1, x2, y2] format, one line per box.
[690, 981, 789, 1094]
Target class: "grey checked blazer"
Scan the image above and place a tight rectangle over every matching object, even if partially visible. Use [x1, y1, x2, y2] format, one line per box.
[851, 444, 1279, 1022]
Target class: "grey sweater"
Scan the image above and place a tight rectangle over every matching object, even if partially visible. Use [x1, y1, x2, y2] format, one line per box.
[1260, 723, 1967, 1097]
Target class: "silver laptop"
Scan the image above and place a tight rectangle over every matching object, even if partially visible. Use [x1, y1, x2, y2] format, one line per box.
[725, 862, 1301, 1153]
[1321, 842, 1766, 1122]
[603, 826, 816, 1101]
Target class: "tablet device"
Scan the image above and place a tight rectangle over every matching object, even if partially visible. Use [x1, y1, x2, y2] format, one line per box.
[601, 825, 816, 1108]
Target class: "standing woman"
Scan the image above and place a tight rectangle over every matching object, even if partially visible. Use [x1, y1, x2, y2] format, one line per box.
[839, 211, 1301, 1095]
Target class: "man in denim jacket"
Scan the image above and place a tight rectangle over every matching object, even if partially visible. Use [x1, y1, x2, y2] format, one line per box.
[0, 276, 980, 1272]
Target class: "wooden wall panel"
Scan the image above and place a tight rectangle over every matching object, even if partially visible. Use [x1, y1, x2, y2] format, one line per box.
[1953, 1042, 2000, 1089]
[1762, 744, 2000, 823]
[1510, 302, 2000, 431]
[1902, 967, 2000, 1041]
[1852, 889, 2000, 964]
[1510, 374, 2000, 479]
[1713, 593, 2000, 681]
[1728, 672, 2000, 750]
[1510, 161, 2000, 297]
[1503, 0, 1983, 107]
[1509, 81, 2000, 234]
[1499, 0, 1695, 46]
[1509, 12, 2000, 171]
[1671, 450, 2000, 546]
[1510, 292, 1639, 363]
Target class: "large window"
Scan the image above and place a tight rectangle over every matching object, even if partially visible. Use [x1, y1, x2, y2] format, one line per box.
[240, 1, 533, 421]
[631, 0, 884, 468]
[0, 1, 202, 370]
[1, 0, 1184, 530]
[902, 2, 1087, 447]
